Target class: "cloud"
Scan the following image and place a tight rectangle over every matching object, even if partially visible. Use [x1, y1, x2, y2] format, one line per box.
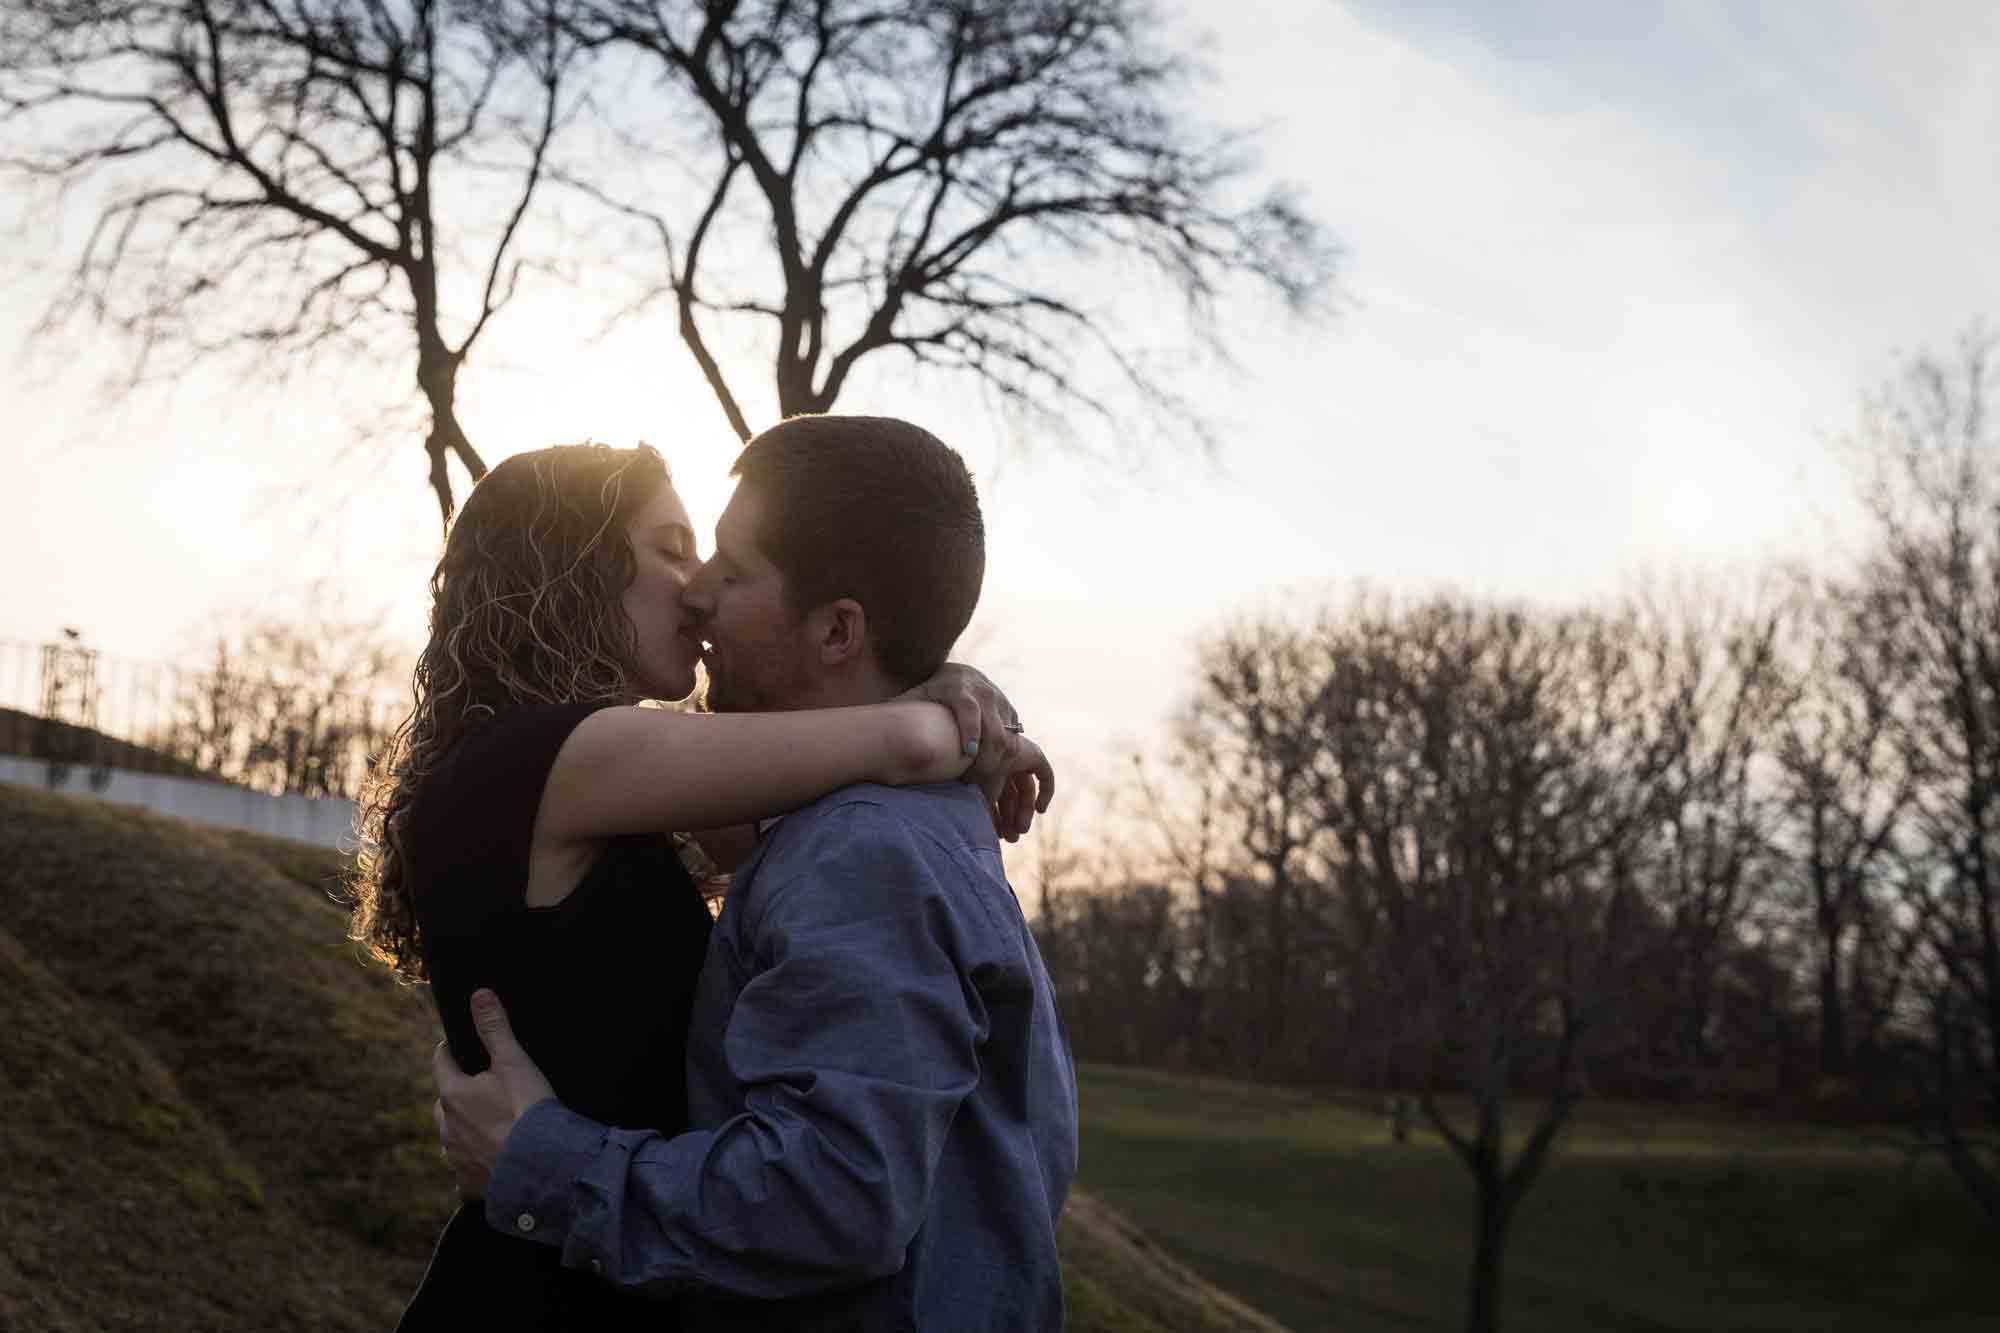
[1180, 0, 2000, 593]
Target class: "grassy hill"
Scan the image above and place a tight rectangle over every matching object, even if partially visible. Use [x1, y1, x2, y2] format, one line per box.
[0, 783, 1282, 1332]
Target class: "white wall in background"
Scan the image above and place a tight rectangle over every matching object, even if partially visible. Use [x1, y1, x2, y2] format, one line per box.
[0, 756, 355, 849]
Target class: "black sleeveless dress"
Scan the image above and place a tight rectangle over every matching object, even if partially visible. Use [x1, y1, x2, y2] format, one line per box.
[395, 702, 713, 1331]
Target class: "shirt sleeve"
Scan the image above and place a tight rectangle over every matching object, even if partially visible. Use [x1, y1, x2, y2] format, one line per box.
[483, 805, 986, 1299]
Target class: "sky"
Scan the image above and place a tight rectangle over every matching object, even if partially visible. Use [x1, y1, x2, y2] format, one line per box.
[6, 0, 2000, 809]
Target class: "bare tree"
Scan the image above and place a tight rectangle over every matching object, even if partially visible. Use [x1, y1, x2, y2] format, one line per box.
[566, 0, 1335, 445]
[1311, 599, 1682, 1333]
[1167, 596, 1685, 1333]
[0, 0, 583, 522]
[1132, 745, 1250, 1074]
[158, 591, 407, 797]
[160, 635, 264, 779]
[1637, 586, 1792, 1078]
[1174, 612, 1338, 1077]
[3, 0, 1329, 519]
[1769, 575, 1920, 1085]
[1846, 331, 2000, 1222]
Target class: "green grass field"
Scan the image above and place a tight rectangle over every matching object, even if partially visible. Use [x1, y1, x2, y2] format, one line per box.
[1074, 1063, 1999, 1332]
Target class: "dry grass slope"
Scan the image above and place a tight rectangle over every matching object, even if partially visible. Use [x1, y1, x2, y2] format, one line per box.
[0, 926, 350, 1330]
[0, 784, 443, 1330]
[0, 783, 1283, 1332]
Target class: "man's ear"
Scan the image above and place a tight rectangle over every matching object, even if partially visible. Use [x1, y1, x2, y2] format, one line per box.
[812, 598, 870, 669]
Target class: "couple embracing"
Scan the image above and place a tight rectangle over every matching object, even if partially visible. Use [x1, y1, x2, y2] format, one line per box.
[349, 415, 1078, 1331]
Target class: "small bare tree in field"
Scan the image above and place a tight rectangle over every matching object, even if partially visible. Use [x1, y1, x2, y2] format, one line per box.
[1, 0, 583, 522]
[563, 0, 1336, 445]
[1173, 597, 1689, 1333]
[1323, 601, 1682, 1333]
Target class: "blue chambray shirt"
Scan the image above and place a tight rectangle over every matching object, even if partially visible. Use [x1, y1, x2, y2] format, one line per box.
[485, 782, 1080, 1331]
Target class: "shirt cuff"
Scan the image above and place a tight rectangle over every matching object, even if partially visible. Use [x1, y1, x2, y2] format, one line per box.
[483, 1098, 611, 1264]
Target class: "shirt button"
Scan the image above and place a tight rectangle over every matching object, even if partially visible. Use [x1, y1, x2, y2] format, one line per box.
[515, 1212, 536, 1233]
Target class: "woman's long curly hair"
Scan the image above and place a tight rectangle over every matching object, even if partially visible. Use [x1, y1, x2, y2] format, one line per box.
[349, 443, 671, 983]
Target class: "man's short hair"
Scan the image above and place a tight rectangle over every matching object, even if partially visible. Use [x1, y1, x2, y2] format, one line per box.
[732, 415, 985, 688]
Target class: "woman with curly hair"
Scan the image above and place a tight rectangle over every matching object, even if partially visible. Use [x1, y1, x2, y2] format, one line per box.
[349, 438, 1044, 1330]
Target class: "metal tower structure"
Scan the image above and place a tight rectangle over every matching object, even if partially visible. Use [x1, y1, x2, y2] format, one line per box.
[37, 629, 108, 789]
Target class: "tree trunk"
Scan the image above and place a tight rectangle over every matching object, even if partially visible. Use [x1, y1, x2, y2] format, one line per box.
[1932, 997, 2000, 1227]
[416, 348, 487, 527]
[1682, 942, 1715, 1068]
[1818, 944, 1848, 1077]
[1262, 869, 1291, 1076]
[1467, 1166, 1510, 1333]
[776, 355, 817, 420]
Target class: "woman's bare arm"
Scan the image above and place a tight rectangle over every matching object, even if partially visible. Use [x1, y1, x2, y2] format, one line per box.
[536, 702, 968, 844]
